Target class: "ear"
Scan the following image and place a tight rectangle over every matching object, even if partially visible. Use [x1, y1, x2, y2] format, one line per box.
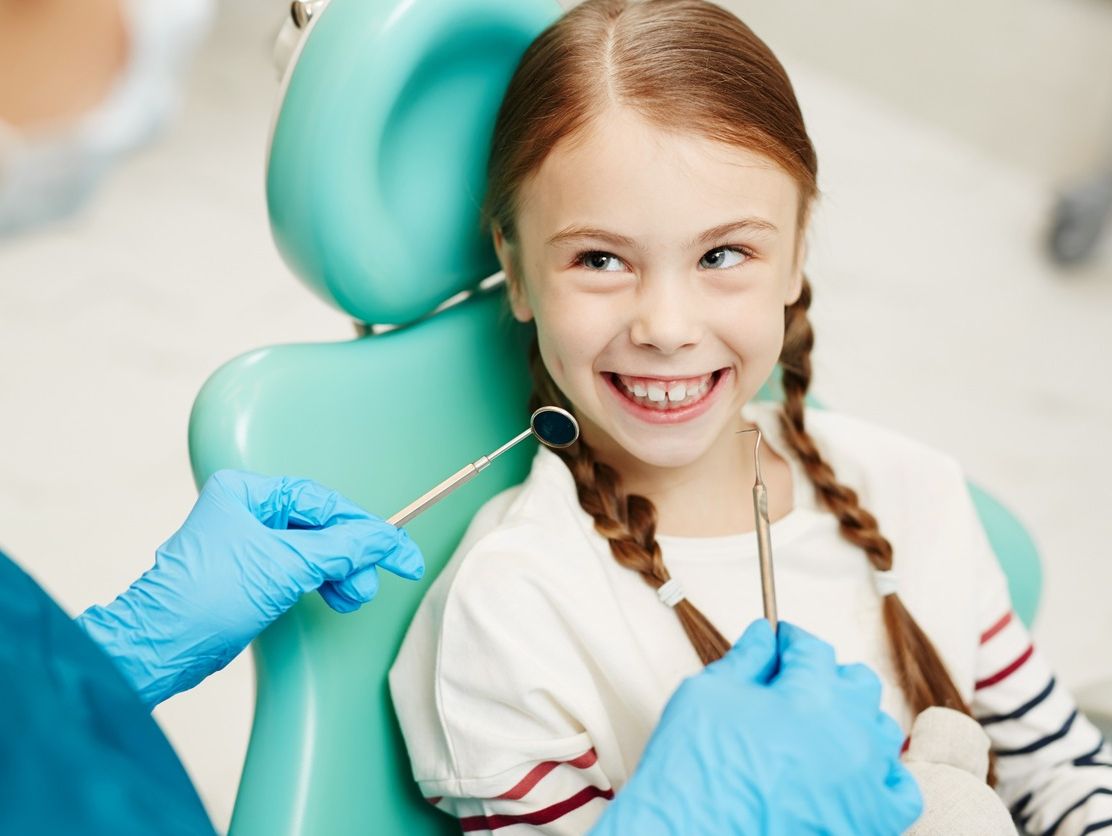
[493, 224, 534, 323]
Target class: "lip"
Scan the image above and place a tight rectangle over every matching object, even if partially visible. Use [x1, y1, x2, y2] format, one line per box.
[602, 368, 731, 425]
[609, 372, 715, 382]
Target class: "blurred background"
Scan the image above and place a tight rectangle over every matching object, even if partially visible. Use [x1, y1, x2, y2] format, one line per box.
[1, 0, 1110, 830]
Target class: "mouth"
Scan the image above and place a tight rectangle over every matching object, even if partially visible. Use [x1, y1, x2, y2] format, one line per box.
[603, 368, 729, 424]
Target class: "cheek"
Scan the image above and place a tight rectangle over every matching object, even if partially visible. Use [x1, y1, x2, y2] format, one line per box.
[532, 295, 620, 395]
[711, 293, 788, 371]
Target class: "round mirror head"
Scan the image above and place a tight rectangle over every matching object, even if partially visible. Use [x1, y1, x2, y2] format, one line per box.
[530, 406, 579, 449]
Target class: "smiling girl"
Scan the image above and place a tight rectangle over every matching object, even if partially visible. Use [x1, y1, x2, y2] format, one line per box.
[388, 1, 1112, 832]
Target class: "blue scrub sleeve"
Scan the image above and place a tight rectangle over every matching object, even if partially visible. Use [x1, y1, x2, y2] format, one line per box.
[0, 547, 216, 836]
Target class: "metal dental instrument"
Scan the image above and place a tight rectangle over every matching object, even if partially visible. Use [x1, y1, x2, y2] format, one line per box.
[387, 406, 580, 527]
[738, 427, 777, 632]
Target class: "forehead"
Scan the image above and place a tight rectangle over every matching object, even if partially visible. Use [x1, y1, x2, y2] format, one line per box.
[516, 106, 800, 247]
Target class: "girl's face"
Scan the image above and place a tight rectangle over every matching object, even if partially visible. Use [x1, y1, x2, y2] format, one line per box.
[494, 106, 805, 472]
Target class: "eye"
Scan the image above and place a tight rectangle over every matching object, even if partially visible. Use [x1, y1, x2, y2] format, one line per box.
[576, 251, 625, 272]
[699, 246, 751, 269]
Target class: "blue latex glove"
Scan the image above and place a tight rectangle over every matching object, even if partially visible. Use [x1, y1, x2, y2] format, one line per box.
[76, 470, 424, 709]
[592, 619, 923, 836]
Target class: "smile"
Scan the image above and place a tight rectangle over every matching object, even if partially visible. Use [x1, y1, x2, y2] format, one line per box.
[603, 369, 729, 424]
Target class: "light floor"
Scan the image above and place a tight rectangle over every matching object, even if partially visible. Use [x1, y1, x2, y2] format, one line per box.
[1, 0, 1110, 830]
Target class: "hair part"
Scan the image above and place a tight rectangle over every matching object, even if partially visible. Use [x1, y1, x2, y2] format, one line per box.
[482, 0, 817, 246]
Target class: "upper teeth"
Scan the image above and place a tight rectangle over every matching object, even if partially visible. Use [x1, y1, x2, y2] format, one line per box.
[617, 373, 713, 404]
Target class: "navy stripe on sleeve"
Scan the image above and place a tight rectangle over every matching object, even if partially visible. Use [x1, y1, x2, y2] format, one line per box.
[1042, 788, 1112, 836]
[1012, 791, 1034, 821]
[979, 677, 1056, 726]
[1074, 740, 1112, 767]
[1075, 741, 1106, 764]
[998, 710, 1078, 758]
[1081, 818, 1112, 834]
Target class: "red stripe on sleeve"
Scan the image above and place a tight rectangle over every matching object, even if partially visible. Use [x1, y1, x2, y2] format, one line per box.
[460, 785, 615, 832]
[975, 644, 1034, 690]
[979, 611, 1013, 645]
[425, 797, 442, 806]
[496, 749, 599, 801]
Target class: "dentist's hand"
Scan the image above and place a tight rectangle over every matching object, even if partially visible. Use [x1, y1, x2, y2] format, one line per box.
[76, 470, 424, 709]
[592, 620, 923, 835]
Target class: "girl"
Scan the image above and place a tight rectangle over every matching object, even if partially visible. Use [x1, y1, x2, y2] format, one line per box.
[389, 0, 1112, 832]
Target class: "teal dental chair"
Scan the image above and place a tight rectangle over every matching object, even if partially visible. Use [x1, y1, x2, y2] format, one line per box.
[187, 1, 1042, 833]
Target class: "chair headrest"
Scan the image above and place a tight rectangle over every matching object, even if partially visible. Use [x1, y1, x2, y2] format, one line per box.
[267, 0, 562, 325]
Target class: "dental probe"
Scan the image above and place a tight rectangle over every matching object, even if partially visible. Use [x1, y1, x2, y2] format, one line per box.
[738, 427, 777, 632]
[387, 406, 580, 527]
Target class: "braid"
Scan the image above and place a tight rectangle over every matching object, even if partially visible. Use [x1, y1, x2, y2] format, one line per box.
[528, 340, 732, 665]
[780, 277, 996, 784]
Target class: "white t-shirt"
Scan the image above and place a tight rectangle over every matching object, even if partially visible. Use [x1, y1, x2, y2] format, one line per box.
[389, 402, 1112, 835]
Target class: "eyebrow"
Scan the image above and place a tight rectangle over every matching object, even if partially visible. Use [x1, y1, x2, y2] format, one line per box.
[545, 217, 780, 250]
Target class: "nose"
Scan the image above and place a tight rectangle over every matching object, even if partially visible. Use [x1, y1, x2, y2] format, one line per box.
[629, 275, 703, 354]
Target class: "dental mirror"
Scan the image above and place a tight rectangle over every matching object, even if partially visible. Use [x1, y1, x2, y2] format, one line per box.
[530, 405, 579, 448]
[388, 406, 580, 527]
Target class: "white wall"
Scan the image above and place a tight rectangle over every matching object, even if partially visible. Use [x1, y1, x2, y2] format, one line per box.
[727, 0, 1112, 183]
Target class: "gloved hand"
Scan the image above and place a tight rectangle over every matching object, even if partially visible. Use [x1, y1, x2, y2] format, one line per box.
[76, 469, 424, 709]
[592, 619, 923, 836]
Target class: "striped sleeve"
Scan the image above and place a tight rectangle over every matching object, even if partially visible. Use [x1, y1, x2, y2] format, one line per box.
[974, 609, 1112, 835]
[422, 747, 615, 835]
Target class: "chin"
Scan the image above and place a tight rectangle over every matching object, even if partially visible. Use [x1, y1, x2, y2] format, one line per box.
[611, 423, 722, 470]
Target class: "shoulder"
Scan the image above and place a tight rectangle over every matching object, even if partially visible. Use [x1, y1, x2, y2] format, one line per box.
[749, 401, 968, 505]
[390, 443, 605, 672]
[806, 407, 963, 482]
[809, 407, 974, 528]
[449, 446, 599, 593]
[746, 400, 984, 561]
[396, 446, 599, 647]
[389, 447, 608, 784]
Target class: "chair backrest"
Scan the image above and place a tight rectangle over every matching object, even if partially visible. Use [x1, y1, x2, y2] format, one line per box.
[965, 482, 1041, 628]
[191, 292, 534, 836]
[189, 1, 1042, 832]
[190, 1, 560, 833]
